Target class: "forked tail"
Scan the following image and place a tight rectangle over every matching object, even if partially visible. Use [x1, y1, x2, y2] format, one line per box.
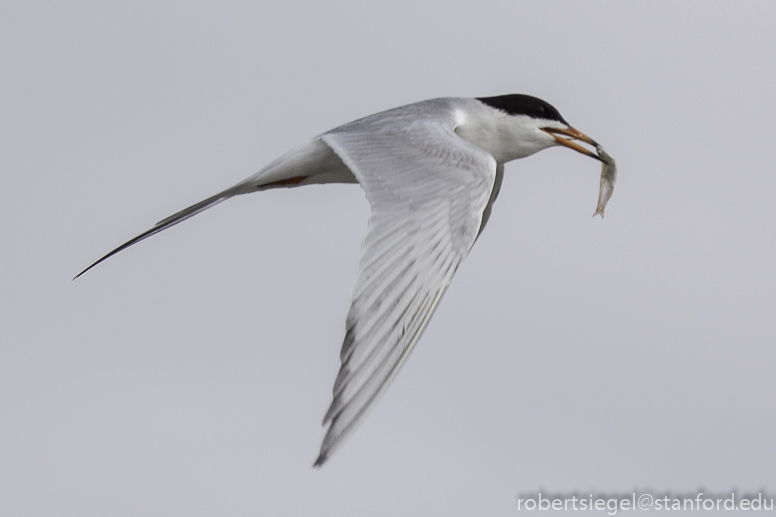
[74, 139, 351, 279]
[74, 188, 237, 279]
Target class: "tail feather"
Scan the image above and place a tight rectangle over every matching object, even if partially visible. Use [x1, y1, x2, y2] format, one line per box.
[74, 189, 233, 280]
[74, 139, 348, 280]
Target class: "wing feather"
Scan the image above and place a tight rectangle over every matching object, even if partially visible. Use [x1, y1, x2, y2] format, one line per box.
[314, 103, 497, 465]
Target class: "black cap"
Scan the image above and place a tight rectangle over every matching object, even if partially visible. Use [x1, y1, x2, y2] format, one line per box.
[476, 94, 568, 125]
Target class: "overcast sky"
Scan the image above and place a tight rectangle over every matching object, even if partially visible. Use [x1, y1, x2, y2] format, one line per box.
[2, 1, 775, 515]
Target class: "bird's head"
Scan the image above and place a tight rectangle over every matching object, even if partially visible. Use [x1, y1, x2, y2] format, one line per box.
[475, 94, 602, 163]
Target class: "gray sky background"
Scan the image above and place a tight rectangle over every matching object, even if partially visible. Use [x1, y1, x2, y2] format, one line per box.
[2, 1, 775, 515]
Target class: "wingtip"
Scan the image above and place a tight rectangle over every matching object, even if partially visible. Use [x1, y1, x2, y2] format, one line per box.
[313, 453, 327, 468]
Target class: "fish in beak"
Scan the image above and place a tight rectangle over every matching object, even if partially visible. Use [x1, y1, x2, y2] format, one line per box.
[542, 126, 617, 217]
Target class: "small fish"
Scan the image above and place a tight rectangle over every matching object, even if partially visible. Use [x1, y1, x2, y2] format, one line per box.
[593, 145, 616, 218]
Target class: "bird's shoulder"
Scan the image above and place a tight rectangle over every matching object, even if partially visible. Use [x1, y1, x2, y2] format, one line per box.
[323, 97, 484, 135]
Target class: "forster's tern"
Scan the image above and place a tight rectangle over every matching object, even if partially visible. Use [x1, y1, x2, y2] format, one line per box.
[76, 94, 614, 466]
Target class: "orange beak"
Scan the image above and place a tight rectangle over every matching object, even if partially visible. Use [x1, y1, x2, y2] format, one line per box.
[541, 126, 602, 161]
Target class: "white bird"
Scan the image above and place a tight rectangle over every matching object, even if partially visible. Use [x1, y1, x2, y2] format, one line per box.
[76, 94, 611, 466]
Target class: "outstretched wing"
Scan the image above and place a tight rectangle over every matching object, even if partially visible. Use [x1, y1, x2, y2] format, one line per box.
[316, 112, 497, 465]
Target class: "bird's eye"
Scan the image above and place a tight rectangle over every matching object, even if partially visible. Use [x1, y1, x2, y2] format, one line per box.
[536, 106, 545, 116]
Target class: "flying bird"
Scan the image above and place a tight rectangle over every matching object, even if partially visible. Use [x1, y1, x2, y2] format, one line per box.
[76, 94, 614, 466]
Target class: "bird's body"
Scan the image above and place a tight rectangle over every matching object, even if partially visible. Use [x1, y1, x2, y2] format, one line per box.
[76, 95, 612, 466]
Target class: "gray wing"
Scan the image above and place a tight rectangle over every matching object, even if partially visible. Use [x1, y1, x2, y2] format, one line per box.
[315, 114, 497, 465]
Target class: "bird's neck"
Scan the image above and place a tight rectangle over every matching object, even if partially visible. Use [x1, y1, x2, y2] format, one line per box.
[454, 108, 551, 164]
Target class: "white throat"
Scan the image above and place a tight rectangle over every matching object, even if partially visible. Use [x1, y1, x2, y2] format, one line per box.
[454, 103, 565, 164]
